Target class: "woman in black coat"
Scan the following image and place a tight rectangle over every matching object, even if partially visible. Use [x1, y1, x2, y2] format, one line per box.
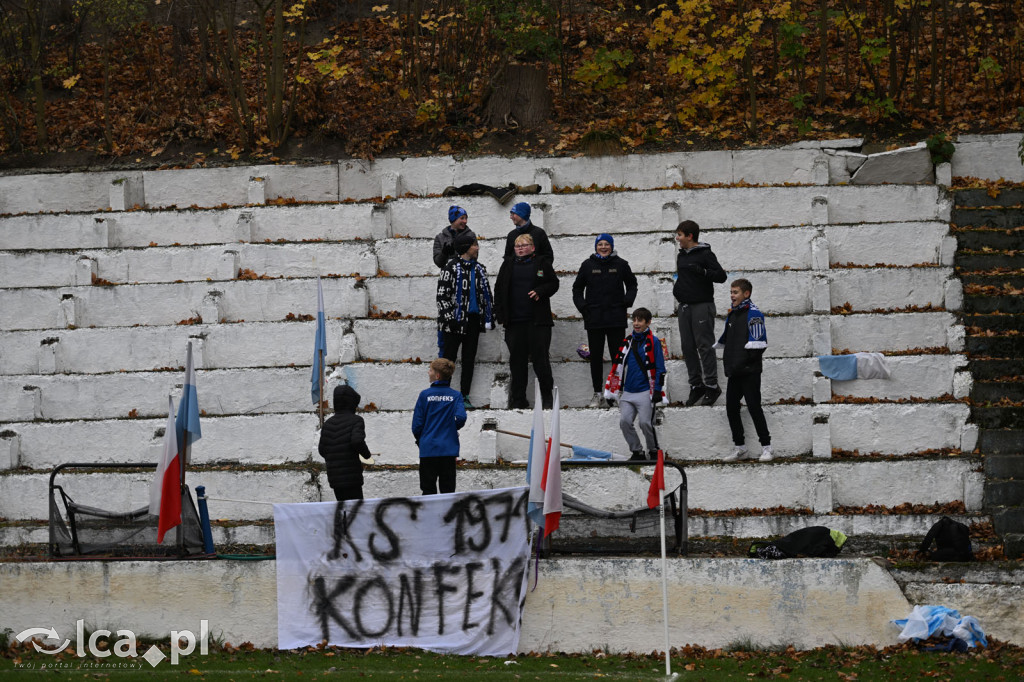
[318, 385, 372, 501]
[571, 233, 638, 407]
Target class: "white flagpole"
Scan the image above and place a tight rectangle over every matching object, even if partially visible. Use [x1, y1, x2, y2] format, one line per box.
[659, 486, 674, 678]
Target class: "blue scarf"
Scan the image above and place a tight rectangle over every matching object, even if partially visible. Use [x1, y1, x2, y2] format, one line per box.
[453, 258, 492, 324]
[717, 298, 767, 349]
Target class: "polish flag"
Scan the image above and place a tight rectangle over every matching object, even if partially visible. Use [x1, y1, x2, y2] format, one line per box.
[149, 396, 181, 543]
[647, 448, 665, 509]
[541, 387, 562, 537]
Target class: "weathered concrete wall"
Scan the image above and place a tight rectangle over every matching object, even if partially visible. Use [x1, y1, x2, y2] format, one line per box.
[951, 133, 1024, 182]
[0, 557, 933, 652]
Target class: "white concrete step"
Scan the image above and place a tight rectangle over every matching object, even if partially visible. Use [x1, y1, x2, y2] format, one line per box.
[0, 266, 958, 332]
[0, 277, 367, 331]
[0, 313, 962, 376]
[0, 146, 853, 215]
[0, 354, 965, 423]
[0, 455, 982, 522]
[0, 220, 953, 294]
[1, 402, 971, 472]
[1, 185, 947, 251]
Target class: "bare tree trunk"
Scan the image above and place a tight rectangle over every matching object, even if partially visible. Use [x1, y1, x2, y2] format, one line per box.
[25, 0, 47, 148]
[816, 0, 828, 105]
[485, 63, 551, 128]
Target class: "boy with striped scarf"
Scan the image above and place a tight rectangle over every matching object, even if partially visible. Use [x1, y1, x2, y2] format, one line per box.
[603, 308, 668, 461]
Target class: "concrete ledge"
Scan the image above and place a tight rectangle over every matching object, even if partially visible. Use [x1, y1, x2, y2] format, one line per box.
[902, 580, 1024, 647]
[0, 400, 970, 472]
[952, 133, 1024, 182]
[0, 456, 981, 521]
[0, 557, 922, 651]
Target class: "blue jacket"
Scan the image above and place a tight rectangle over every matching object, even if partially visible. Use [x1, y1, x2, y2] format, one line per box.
[411, 380, 467, 458]
[622, 331, 667, 394]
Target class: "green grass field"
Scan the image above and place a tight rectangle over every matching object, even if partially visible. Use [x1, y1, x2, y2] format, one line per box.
[2, 640, 1022, 680]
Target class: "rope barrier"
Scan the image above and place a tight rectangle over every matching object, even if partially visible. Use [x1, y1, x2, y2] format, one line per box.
[204, 495, 277, 506]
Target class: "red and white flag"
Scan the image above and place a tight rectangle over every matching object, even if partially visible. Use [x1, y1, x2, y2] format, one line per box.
[541, 387, 562, 537]
[149, 395, 181, 543]
[647, 448, 665, 509]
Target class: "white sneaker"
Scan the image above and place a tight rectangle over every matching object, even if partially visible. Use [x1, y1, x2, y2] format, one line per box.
[759, 445, 774, 462]
[724, 445, 748, 462]
[587, 392, 602, 408]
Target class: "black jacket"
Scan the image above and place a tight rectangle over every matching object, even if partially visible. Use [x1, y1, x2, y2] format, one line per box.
[318, 385, 371, 490]
[672, 243, 727, 304]
[720, 305, 764, 377]
[503, 222, 553, 261]
[572, 253, 638, 330]
[433, 226, 477, 269]
[494, 254, 560, 327]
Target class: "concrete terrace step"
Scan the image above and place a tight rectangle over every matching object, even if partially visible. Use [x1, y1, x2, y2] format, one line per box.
[977, 428, 1024, 454]
[966, 333, 1024, 356]
[967, 358, 1024, 380]
[970, 406, 1024, 429]
[0, 185, 948, 251]
[972, 381, 1024, 403]
[0, 354, 967, 423]
[956, 252, 1024, 271]
[0, 512, 988, 549]
[0, 147, 847, 215]
[951, 207, 1024, 228]
[964, 294, 1024, 315]
[0, 220, 955, 288]
[985, 454, 1024, 479]
[953, 188, 1024, 208]
[0, 402, 973, 472]
[0, 456, 983, 523]
[949, 226, 1024, 251]
[0, 267, 960, 332]
[965, 313, 1024, 333]
[0, 313, 963, 376]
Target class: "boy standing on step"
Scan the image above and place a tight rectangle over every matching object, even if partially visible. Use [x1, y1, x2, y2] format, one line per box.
[412, 358, 467, 494]
[603, 308, 668, 461]
[674, 220, 727, 406]
[716, 278, 773, 462]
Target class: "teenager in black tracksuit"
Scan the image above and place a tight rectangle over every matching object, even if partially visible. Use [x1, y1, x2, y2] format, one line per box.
[673, 220, 727, 406]
[494, 233, 560, 409]
[572, 232, 638, 406]
[318, 385, 372, 501]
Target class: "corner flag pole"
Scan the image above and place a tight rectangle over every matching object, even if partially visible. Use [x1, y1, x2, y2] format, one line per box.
[659, 484, 673, 678]
[317, 348, 325, 428]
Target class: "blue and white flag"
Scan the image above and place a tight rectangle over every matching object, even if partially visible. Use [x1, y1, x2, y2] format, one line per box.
[526, 383, 546, 531]
[311, 276, 327, 405]
[174, 341, 202, 461]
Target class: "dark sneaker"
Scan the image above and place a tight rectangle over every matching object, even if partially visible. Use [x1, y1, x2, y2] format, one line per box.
[684, 386, 705, 406]
[628, 450, 647, 462]
[647, 450, 660, 460]
[517, 183, 542, 194]
[509, 398, 530, 409]
[701, 385, 722, 406]
[463, 396, 475, 410]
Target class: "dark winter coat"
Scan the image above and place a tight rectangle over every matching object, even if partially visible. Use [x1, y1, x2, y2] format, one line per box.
[672, 243, 727, 304]
[437, 256, 494, 334]
[318, 385, 371, 491]
[503, 222, 553, 261]
[494, 254, 560, 327]
[433, 226, 477, 268]
[571, 253, 638, 330]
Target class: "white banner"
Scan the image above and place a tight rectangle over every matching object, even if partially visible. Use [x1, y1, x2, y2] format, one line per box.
[274, 487, 531, 655]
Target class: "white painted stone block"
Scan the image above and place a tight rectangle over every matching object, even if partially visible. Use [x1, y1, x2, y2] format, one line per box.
[247, 176, 266, 205]
[951, 132, 1024, 182]
[38, 338, 58, 374]
[812, 154, 829, 185]
[235, 210, 255, 242]
[827, 185, 942, 224]
[953, 370, 973, 399]
[829, 403, 969, 454]
[812, 410, 831, 458]
[218, 250, 240, 280]
[60, 294, 80, 328]
[826, 222, 950, 267]
[109, 173, 145, 211]
[665, 166, 684, 186]
[0, 431, 20, 470]
[477, 424, 498, 464]
[812, 273, 831, 313]
[831, 312, 954, 353]
[810, 230, 829, 270]
[943, 277, 963, 311]
[939, 235, 957, 266]
[831, 355, 963, 400]
[829, 267, 952, 311]
[947, 323, 965, 352]
[960, 423, 979, 454]
[963, 471, 984, 511]
[74, 256, 97, 285]
[381, 171, 402, 199]
[811, 474, 833, 513]
[935, 162, 952, 187]
[201, 291, 222, 324]
[534, 167, 554, 193]
[370, 204, 392, 239]
[662, 201, 680, 231]
[812, 316, 831, 355]
[812, 373, 831, 403]
[811, 195, 828, 225]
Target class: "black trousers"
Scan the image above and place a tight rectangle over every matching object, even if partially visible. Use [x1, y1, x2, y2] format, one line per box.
[419, 456, 457, 495]
[505, 322, 553, 406]
[726, 372, 771, 446]
[332, 486, 363, 502]
[442, 314, 481, 397]
[587, 327, 625, 392]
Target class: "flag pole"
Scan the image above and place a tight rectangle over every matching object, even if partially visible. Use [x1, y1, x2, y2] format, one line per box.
[176, 430, 190, 555]
[659, 484, 673, 678]
[317, 348, 325, 428]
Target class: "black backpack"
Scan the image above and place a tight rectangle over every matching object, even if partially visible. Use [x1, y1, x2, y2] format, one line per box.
[919, 516, 973, 561]
[749, 526, 846, 559]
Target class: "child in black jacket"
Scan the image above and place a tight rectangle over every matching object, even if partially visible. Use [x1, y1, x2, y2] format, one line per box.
[318, 385, 373, 501]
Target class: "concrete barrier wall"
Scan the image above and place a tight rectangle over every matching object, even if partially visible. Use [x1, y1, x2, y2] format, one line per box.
[0, 556, 933, 653]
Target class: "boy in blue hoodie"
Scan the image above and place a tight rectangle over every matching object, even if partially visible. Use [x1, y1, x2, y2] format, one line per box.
[603, 308, 668, 461]
[411, 358, 467, 494]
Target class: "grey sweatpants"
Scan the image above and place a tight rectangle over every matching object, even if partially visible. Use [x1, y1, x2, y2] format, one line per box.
[619, 390, 657, 452]
[677, 300, 719, 389]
